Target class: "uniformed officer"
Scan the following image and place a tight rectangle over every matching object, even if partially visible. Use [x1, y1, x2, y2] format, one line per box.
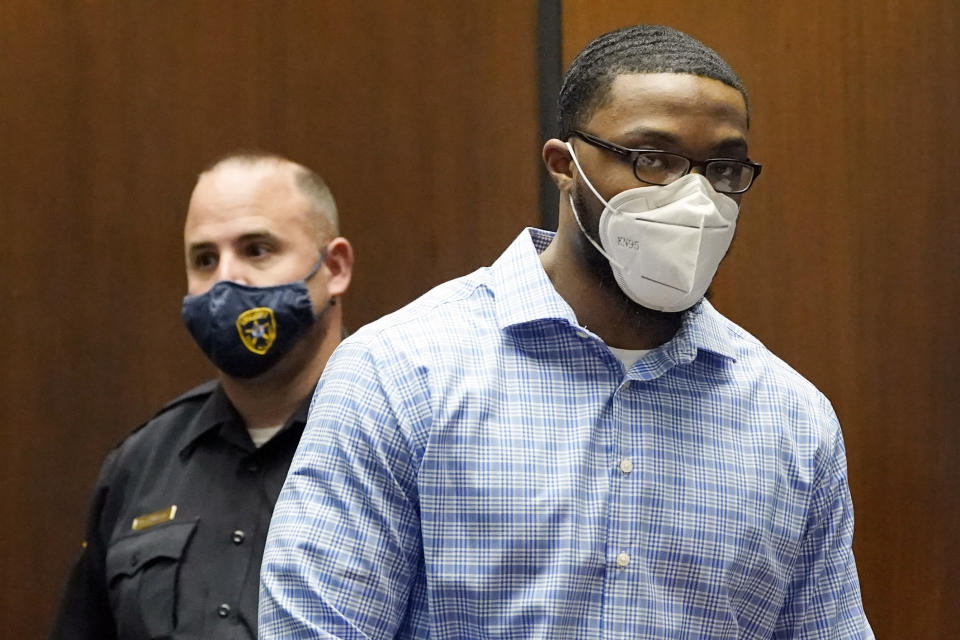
[50, 152, 354, 639]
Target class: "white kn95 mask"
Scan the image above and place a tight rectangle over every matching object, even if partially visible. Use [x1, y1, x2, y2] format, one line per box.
[566, 142, 740, 312]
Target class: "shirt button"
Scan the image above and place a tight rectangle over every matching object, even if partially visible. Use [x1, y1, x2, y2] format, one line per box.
[231, 530, 245, 545]
[576, 331, 590, 339]
[245, 461, 260, 473]
[217, 603, 231, 618]
[618, 458, 634, 474]
[616, 552, 630, 568]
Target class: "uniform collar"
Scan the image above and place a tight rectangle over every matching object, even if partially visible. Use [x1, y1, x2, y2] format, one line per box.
[177, 382, 311, 459]
[490, 228, 737, 365]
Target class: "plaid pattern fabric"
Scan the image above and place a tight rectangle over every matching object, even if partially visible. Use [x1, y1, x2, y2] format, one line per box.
[260, 228, 872, 639]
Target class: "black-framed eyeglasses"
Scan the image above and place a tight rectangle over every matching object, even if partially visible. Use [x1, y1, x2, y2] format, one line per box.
[570, 129, 762, 194]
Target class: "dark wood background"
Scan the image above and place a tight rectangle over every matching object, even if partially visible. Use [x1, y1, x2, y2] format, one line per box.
[2, 1, 957, 637]
[562, 1, 960, 637]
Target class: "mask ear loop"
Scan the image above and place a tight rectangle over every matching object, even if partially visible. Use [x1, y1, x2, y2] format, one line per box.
[303, 245, 330, 283]
[303, 244, 337, 318]
[564, 142, 626, 271]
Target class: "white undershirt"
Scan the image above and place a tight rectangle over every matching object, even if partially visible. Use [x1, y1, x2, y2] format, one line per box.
[247, 425, 283, 448]
[607, 346, 652, 371]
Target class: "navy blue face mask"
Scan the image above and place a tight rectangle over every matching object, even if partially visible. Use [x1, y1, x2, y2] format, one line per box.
[181, 253, 329, 379]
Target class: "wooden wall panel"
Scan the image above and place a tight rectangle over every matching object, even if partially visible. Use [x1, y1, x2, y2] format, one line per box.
[0, 1, 539, 636]
[562, 1, 959, 637]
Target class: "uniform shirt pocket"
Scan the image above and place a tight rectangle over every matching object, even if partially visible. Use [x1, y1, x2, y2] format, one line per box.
[106, 520, 197, 639]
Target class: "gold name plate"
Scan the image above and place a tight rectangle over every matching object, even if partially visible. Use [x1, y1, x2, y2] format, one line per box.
[131, 505, 178, 531]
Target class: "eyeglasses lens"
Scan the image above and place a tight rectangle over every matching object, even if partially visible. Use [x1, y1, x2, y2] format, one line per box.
[706, 161, 754, 194]
[633, 153, 687, 186]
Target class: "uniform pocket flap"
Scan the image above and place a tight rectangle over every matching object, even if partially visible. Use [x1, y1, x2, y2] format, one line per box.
[106, 520, 197, 582]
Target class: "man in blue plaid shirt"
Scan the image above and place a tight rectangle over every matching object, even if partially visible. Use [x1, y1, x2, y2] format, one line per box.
[260, 25, 873, 639]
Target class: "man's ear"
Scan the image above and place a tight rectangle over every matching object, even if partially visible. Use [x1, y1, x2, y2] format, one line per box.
[542, 138, 576, 192]
[321, 237, 353, 298]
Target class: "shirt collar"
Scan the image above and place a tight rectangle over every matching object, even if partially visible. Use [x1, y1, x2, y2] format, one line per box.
[177, 383, 312, 459]
[664, 299, 738, 364]
[490, 228, 737, 364]
[491, 228, 579, 331]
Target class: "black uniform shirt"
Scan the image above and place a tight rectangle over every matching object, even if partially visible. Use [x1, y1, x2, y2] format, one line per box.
[50, 381, 309, 640]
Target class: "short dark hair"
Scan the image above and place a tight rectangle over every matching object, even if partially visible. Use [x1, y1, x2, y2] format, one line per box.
[557, 25, 747, 139]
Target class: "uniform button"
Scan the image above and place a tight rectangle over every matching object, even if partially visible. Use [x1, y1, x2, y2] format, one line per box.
[618, 458, 634, 474]
[217, 603, 231, 618]
[231, 529, 245, 545]
[616, 552, 630, 568]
